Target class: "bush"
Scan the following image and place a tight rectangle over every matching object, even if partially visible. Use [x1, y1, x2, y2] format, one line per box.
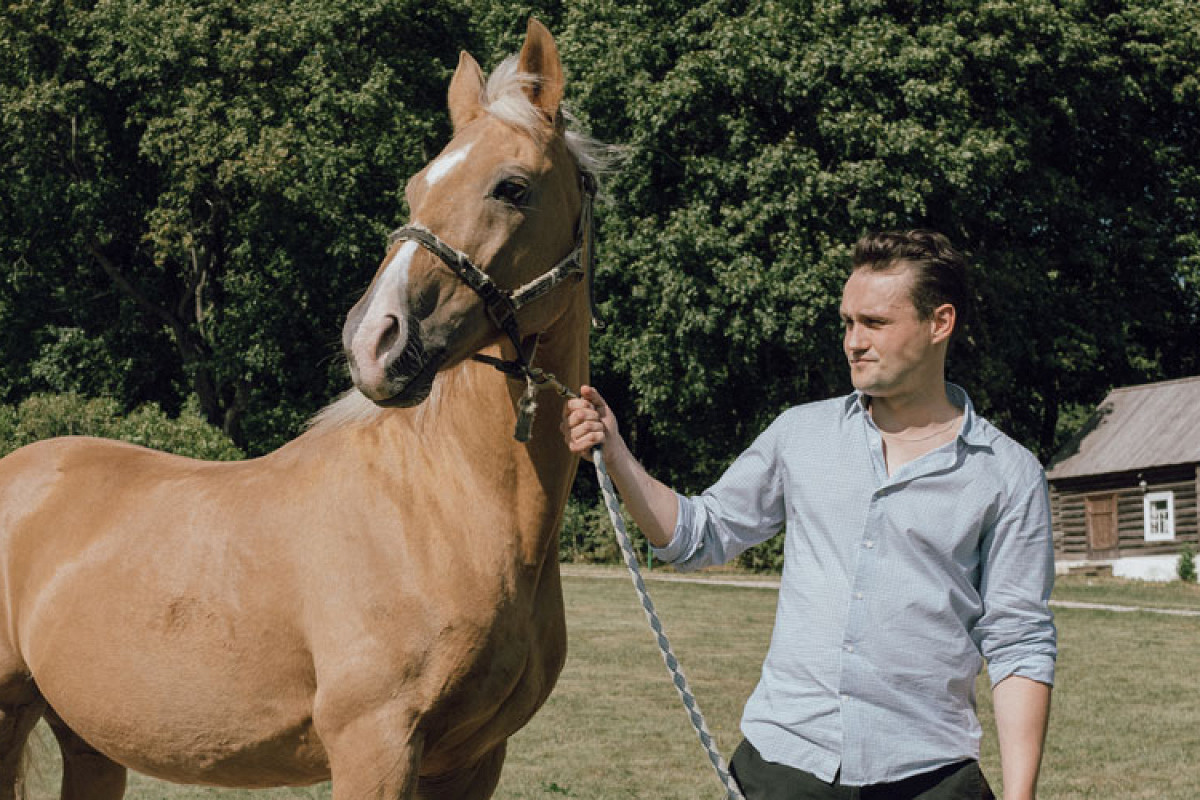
[1179, 547, 1197, 583]
[559, 490, 786, 572]
[0, 393, 244, 461]
[560, 496, 618, 563]
[559, 496, 656, 566]
[737, 536, 785, 573]
[558, 492, 785, 572]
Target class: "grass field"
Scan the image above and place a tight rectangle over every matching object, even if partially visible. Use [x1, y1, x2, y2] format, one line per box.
[24, 570, 1200, 800]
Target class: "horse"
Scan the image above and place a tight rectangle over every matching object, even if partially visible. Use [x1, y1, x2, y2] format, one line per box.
[0, 19, 605, 800]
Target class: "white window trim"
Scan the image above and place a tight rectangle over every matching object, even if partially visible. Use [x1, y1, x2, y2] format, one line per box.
[1143, 490, 1175, 542]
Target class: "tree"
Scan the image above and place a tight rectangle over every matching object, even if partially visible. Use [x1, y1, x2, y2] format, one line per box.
[3, 0, 1197, 481]
[0, 0, 472, 449]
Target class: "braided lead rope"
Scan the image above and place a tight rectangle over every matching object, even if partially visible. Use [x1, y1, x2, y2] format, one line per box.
[592, 447, 747, 800]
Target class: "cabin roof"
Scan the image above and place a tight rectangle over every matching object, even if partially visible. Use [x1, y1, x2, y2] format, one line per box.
[1047, 375, 1200, 481]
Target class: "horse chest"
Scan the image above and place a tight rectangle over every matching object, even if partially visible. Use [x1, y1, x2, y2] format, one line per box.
[307, 573, 568, 772]
[420, 593, 567, 771]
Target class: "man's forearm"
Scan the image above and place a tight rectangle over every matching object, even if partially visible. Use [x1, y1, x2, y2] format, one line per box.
[600, 439, 678, 548]
[992, 675, 1051, 800]
[562, 385, 679, 548]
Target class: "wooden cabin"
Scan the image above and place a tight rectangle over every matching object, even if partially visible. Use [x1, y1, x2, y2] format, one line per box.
[1047, 376, 1200, 578]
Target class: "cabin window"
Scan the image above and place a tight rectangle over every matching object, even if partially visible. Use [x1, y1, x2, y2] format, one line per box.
[1143, 491, 1175, 542]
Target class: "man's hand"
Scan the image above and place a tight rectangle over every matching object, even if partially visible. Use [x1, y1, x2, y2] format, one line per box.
[561, 385, 625, 462]
[560, 385, 677, 548]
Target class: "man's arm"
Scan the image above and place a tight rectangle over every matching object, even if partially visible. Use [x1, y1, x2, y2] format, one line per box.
[992, 675, 1051, 800]
[974, 458, 1057, 799]
[561, 385, 678, 547]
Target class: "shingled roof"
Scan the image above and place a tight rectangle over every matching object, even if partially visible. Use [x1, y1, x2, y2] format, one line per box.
[1047, 376, 1200, 481]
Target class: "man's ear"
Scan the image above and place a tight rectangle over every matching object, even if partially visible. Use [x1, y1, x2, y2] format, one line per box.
[930, 303, 956, 344]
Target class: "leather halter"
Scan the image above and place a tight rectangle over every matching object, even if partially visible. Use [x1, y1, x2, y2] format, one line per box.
[385, 169, 598, 442]
[386, 169, 599, 366]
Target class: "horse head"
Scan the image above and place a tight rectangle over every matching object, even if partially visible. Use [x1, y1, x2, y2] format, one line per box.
[343, 19, 593, 408]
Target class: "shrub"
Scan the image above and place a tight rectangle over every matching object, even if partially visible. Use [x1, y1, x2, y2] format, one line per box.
[0, 393, 244, 461]
[1179, 547, 1197, 583]
[558, 493, 785, 572]
[559, 496, 655, 566]
[736, 537, 785, 573]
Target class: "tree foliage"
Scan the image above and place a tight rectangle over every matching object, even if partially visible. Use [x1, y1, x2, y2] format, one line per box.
[2, 0, 1197, 521]
[0, 393, 242, 460]
[1, 0, 471, 450]
[558, 0, 1200, 493]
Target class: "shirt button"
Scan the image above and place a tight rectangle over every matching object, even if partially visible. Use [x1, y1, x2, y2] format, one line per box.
[864, 540, 875, 549]
[844, 644, 854, 653]
[855, 592, 865, 600]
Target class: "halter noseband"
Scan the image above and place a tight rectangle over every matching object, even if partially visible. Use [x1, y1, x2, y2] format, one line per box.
[386, 169, 598, 442]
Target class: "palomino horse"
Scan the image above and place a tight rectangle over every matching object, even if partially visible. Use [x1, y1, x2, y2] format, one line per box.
[0, 19, 604, 800]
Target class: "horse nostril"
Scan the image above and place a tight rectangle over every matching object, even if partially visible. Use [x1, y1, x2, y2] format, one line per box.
[376, 315, 402, 361]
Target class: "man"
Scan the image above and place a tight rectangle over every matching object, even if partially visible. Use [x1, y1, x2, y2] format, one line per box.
[561, 230, 1055, 800]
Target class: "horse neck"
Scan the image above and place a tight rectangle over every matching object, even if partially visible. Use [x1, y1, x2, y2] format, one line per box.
[386, 291, 590, 565]
[515, 291, 592, 447]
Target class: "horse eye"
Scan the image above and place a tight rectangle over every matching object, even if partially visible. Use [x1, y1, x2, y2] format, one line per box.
[490, 177, 530, 207]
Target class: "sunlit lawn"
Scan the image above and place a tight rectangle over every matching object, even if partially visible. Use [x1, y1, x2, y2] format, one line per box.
[25, 570, 1200, 800]
[495, 571, 1200, 800]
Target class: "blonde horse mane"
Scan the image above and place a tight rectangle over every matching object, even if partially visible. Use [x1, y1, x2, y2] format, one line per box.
[311, 53, 617, 435]
[308, 362, 476, 433]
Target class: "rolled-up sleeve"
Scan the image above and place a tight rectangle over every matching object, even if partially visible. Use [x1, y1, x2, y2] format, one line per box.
[974, 461, 1058, 687]
[652, 413, 789, 571]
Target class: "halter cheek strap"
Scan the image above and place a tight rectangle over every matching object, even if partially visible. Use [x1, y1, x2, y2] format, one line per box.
[386, 223, 530, 359]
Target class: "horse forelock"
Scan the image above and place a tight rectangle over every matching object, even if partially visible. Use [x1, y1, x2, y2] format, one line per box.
[482, 56, 615, 180]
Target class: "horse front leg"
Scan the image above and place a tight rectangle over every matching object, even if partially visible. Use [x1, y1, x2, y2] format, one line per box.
[417, 742, 506, 800]
[315, 699, 423, 800]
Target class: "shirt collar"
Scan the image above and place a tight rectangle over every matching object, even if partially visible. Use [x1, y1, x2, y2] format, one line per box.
[844, 383, 993, 449]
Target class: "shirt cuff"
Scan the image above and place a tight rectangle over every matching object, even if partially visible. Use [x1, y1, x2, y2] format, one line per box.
[650, 492, 693, 564]
[988, 653, 1056, 688]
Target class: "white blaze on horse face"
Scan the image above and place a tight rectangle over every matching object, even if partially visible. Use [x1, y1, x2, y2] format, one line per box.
[424, 143, 474, 188]
[351, 241, 417, 387]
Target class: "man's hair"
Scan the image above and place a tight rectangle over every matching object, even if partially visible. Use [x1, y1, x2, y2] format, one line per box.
[851, 230, 970, 330]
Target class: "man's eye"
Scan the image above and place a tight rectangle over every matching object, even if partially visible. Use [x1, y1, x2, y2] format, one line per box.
[490, 178, 530, 207]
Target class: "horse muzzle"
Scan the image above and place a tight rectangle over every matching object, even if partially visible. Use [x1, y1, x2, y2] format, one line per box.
[344, 312, 439, 407]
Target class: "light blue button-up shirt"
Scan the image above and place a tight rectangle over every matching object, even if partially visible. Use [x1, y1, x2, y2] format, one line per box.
[654, 385, 1056, 786]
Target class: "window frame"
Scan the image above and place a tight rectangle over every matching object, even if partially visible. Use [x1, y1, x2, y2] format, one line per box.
[1143, 490, 1176, 542]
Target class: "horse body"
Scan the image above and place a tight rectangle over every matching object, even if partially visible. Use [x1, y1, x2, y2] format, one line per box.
[0, 19, 593, 800]
[2, 436, 328, 786]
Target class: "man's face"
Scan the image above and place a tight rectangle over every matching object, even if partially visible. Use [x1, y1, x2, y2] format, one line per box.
[839, 265, 942, 398]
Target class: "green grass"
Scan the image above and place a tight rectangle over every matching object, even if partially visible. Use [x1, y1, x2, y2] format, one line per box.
[493, 575, 766, 800]
[1014, 607, 1199, 800]
[24, 569, 1200, 799]
[1051, 573, 1200, 612]
[499, 572, 1200, 799]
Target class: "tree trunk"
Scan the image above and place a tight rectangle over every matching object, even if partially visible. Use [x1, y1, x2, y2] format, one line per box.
[89, 240, 245, 447]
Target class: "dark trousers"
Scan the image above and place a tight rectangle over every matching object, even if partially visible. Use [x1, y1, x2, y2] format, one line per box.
[729, 739, 995, 800]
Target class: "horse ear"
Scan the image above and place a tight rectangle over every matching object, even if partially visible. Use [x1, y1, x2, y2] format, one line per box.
[448, 51, 486, 132]
[518, 18, 564, 121]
